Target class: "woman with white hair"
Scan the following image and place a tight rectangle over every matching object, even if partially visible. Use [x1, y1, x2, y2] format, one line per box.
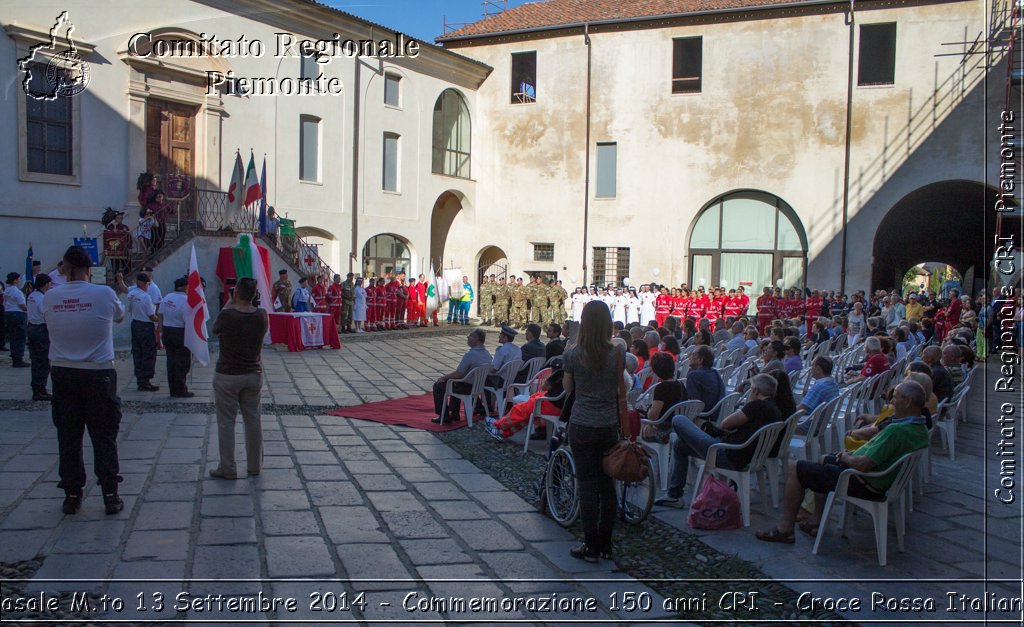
[847, 301, 865, 345]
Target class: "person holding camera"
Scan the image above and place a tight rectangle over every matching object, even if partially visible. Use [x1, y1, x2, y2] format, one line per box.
[210, 278, 268, 479]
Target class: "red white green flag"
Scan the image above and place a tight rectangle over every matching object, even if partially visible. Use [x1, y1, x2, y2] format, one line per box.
[244, 152, 261, 206]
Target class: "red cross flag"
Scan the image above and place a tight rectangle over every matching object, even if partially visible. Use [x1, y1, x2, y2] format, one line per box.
[185, 244, 211, 366]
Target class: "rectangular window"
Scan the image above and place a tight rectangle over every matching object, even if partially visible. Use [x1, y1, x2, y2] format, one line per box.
[858, 23, 897, 86]
[300, 52, 319, 82]
[595, 142, 617, 198]
[383, 132, 399, 192]
[25, 64, 72, 176]
[592, 247, 630, 286]
[299, 115, 320, 182]
[533, 243, 555, 262]
[672, 37, 702, 94]
[511, 51, 537, 104]
[384, 73, 401, 107]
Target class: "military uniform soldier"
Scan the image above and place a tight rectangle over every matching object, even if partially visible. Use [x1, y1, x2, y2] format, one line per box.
[340, 273, 356, 333]
[479, 275, 494, 325]
[510, 277, 528, 328]
[494, 277, 510, 325]
[543, 280, 557, 326]
[532, 277, 548, 326]
[553, 280, 569, 324]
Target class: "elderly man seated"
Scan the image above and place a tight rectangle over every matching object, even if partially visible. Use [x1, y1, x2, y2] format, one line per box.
[656, 373, 781, 508]
[755, 380, 930, 543]
[795, 356, 841, 435]
[845, 336, 889, 384]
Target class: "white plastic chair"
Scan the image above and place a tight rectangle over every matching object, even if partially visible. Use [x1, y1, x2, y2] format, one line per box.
[930, 388, 966, 462]
[440, 366, 489, 427]
[765, 410, 805, 507]
[691, 420, 789, 527]
[523, 389, 567, 452]
[642, 400, 704, 496]
[509, 367, 552, 405]
[812, 450, 924, 566]
[697, 392, 741, 424]
[519, 357, 546, 388]
[483, 359, 522, 418]
[790, 394, 845, 462]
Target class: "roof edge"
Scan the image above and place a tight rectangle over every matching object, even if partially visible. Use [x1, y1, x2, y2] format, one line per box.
[435, 0, 925, 43]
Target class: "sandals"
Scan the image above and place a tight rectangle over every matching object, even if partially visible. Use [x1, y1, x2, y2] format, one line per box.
[799, 521, 819, 538]
[755, 528, 795, 544]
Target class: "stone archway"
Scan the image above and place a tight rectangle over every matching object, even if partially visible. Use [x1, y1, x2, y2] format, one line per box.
[871, 181, 998, 293]
[430, 190, 467, 270]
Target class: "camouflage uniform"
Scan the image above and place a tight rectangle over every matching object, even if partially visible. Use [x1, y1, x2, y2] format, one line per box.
[553, 282, 569, 324]
[525, 279, 540, 324]
[483, 278, 496, 325]
[533, 280, 549, 325]
[510, 281, 528, 327]
[494, 280, 510, 325]
[340, 278, 355, 331]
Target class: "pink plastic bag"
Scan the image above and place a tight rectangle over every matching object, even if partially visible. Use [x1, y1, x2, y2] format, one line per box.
[687, 475, 741, 530]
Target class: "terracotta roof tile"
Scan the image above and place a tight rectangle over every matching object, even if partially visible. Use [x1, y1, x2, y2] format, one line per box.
[437, 0, 836, 40]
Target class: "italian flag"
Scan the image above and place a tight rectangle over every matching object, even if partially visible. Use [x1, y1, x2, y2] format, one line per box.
[244, 152, 262, 206]
[231, 233, 274, 342]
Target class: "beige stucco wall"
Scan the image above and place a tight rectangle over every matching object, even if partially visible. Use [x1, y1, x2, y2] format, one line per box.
[450, 0, 999, 293]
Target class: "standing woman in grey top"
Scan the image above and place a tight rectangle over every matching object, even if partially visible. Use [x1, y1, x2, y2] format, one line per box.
[562, 300, 628, 563]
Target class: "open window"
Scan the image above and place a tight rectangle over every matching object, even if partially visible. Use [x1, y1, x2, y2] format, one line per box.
[511, 51, 537, 103]
[672, 37, 702, 94]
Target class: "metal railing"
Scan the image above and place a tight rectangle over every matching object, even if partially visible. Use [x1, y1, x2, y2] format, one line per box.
[108, 188, 334, 280]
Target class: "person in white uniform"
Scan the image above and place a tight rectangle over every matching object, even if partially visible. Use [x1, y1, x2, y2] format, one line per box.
[43, 246, 127, 516]
[160, 277, 194, 398]
[639, 284, 657, 327]
[127, 273, 160, 392]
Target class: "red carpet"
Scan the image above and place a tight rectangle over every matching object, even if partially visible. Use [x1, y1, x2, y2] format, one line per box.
[324, 393, 468, 432]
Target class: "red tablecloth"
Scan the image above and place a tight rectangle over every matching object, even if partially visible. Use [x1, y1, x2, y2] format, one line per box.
[268, 313, 341, 352]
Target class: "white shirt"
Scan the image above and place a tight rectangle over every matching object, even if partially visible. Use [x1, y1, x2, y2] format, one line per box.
[43, 281, 125, 364]
[160, 291, 188, 328]
[48, 269, 67, 285]
[612, 295, 627, 323]
[127, 286, 156, 323]
[626, 295, 640, 324]
[27, 290, 46, 324]
[147, 281, 163, 308]
[292, 287, 312, 307]
[4, 284, 26, 312]
[639, 291, 657, 323]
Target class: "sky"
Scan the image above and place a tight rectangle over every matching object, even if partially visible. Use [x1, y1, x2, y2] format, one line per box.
[322, 0, 530, 42]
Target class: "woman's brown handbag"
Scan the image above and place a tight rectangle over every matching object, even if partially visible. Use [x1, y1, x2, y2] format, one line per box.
[602, 440, 651, 482]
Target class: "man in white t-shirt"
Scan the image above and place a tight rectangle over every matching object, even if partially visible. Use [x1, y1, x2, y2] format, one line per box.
[5, 272, 29, 367]
[43, 246, 127, 516]
[160, 277, 194, 398]
[127, 273, 161, 392]
[48, 261, 67, 286]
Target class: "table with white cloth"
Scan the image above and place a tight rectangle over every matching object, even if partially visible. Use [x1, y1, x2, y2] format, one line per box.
[268, 312, 341, 352]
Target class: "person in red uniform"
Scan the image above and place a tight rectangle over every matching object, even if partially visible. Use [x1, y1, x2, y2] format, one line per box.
[668, 288, 684, 323]
[805, 289, 823, 321]
[707, 288, 726, 325]
[737, 286, 751, 318]
[756, 287, 777, 334]
[687, 288, 707, 325]
[326, 274, 344, 327]
[406, 277, 420, 326]
[723, 289, 743, 319]
[383, 276, 398, 330]
[416, 274, 429, 326]
[375, 278, 388, 330]
[655, 288, 671, 328]
[312, 275, 328, 314]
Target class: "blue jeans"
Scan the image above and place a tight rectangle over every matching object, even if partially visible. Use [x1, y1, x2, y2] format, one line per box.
[459, 301, 471, 324]
[668, 415, 720, 499]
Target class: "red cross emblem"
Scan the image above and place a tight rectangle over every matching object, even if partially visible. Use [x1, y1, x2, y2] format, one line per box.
[304, 254, 315, 267]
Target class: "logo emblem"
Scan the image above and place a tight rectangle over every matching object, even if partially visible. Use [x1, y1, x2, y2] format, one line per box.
[17, 11, 91, 100]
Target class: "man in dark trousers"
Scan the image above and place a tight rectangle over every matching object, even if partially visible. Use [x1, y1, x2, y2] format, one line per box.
[43, 246, 127, 515]
[127, 273, 160, 391]
[160, 277, 194, 398]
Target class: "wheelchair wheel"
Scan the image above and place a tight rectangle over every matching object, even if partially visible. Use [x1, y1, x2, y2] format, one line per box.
[544, 447, 579, 527]
[616, 458, 656, 524]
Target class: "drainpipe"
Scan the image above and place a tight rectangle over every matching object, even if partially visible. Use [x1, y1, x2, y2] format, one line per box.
[582, 23, 593, 286]
[350, 58, 361, 274]
[840, 0, 855, 293]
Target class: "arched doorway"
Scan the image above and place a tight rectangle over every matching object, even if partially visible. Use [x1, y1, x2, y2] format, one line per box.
[687, 190, 808, 294]
[901, 262, 962, 299]
[362, 233, 412, 279]
[871, 181, 997, 293]
[430, 190, 466, 269]
[477, 246, 508, 317]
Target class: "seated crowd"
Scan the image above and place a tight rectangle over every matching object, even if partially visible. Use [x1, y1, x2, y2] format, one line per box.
[435, 281, 999, 555]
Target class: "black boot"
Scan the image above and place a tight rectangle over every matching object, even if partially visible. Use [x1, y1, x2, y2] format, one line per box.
[32, 386, 52, 401]
[137, 380, 159, 392]
[103, 493, 124, 515]
[62, 493, 81, 515]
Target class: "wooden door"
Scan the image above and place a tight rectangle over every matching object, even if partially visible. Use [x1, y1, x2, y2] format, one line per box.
[146, 100, 196, 217]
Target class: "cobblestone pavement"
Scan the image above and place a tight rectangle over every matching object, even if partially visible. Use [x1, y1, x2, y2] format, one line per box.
[0, 330, 1018, 625]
